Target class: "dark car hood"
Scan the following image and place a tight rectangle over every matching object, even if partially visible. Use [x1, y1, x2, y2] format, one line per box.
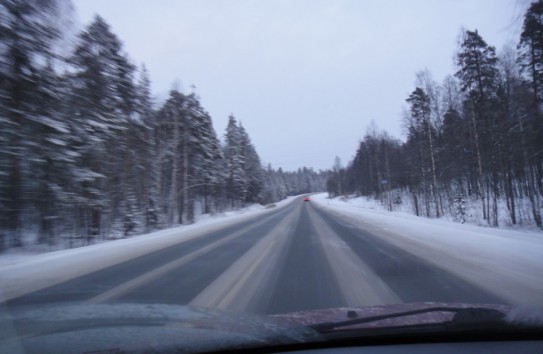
[1, 302, 541, 353]
[271, 302, 512, 329]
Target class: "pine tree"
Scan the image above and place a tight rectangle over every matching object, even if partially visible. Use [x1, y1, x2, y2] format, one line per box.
[68, 15, 140, 238]
[223, 115, 247, 207]
[439, 107, 469, 185]
[30, 60, 77, 244]
[455, 29, 499, 223]
[154, 90, 184, 224]
[456, 30, 498, 99]
[517, 1, 543, 228]
[135, 65, 159, 231]
[453, 194, 467, 224]
[183, 94, 223, 222]
[238, 123, 264, 203]
[518, 0, 543, 104]
[0, 0, 72, 247]
[406, 87, 440, 217]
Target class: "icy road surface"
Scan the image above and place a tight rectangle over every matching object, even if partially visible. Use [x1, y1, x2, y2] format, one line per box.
[1, 194, 542, 312]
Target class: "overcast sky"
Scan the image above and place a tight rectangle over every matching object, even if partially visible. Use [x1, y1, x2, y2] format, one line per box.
[72, 0, 526, 171]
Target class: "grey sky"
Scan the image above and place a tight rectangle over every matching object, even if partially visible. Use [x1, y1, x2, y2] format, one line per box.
[72, 0, 525, 171]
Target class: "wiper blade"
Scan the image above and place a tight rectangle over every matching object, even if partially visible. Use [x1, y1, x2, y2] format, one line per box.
[309, 306, 505, 333]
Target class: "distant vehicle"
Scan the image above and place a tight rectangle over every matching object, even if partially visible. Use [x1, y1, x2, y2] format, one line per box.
[304, 197, 310, 202]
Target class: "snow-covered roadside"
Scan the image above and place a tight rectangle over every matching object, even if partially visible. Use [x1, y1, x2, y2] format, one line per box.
[0, 197, 297, 302]
[311, 193, 543, 306]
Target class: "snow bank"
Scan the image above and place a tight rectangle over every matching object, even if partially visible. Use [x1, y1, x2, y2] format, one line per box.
[311, 193, 543, 306]
[0, 197, 297, 302]
[366, 188, 541, 229]
[311, 193, 542, 241]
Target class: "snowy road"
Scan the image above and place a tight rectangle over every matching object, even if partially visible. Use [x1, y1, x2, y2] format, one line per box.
[3, 195, 542, 313]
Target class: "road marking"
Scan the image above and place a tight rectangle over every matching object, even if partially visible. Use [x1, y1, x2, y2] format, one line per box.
[306, 206, 401, 306]
[315, 206, 534, 305]
[87, 212, 286, 304]
[189, 207, 301, 311]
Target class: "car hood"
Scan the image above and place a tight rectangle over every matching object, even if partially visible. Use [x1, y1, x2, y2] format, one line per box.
[272, 302, 512, 329]
[1, 302, 541, 353]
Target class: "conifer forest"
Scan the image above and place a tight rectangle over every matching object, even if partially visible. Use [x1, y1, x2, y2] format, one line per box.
[2, 1, 543, 252]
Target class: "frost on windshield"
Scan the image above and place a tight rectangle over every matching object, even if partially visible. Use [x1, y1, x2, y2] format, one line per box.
[1, 304, 321, 353]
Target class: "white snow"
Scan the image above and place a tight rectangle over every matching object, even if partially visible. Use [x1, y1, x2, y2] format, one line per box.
[2, 193, 542, 307]
[0, 197, 297, 302]
[310, 193, 543, 306]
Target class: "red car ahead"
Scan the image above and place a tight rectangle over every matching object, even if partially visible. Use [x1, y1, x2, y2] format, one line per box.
[303, 197, 310, 202]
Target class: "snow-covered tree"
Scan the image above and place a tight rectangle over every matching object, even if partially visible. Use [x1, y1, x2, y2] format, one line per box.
[238, 123, 264, 203]
[223, 115, 247, 207]
[67, 14, 141, 238]
[0, 0, 74, 248]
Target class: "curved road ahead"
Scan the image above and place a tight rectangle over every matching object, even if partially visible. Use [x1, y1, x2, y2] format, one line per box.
[6, 197, 504, 314]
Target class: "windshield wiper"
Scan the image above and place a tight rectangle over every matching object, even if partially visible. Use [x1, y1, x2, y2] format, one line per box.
[309, 306, 506, 333]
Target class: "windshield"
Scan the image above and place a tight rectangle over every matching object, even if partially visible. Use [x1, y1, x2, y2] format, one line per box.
[1, 0, 542, 353]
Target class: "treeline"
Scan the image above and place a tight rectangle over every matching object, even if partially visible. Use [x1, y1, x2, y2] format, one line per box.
[328, 1, 543, 228]
[0, 0, 326, 249]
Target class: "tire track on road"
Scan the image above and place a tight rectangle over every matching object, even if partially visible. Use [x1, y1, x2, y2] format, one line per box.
[264, 204, 346, 314]
[306, 206, 401, 306]
[189, 205, 302, 312]
[6, 202, 298, 306]
[90, 204, 299, 304]
[310, 203, 505, 304]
